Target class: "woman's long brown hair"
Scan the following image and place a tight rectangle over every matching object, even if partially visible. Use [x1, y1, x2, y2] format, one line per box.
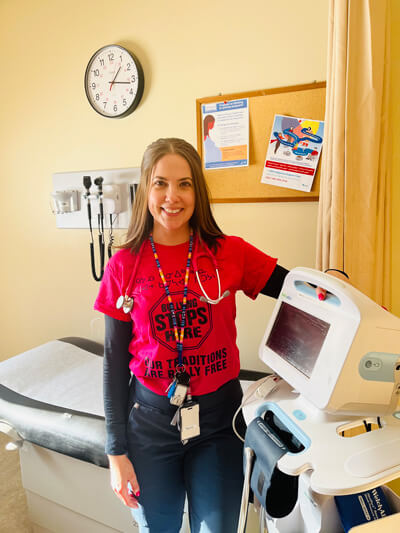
[119, 138, 224, 253]
[203, 115, 215, 138]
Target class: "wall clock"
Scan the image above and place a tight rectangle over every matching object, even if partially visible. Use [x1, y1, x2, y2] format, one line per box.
[84, 44, 144, 118]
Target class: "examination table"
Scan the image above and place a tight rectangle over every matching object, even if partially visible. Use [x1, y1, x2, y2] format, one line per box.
[0, 338, 264, 533]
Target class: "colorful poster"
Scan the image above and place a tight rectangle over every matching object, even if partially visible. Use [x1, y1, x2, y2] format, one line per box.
[201, 99, 249, 170]
[261, 114, 324, 192]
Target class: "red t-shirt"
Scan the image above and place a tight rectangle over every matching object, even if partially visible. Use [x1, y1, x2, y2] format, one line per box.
[94, 235, 277, 396]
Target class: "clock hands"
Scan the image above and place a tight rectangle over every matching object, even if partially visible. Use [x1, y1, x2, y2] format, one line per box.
[109, 66, 121, 90]
[109, 66, 131, 89]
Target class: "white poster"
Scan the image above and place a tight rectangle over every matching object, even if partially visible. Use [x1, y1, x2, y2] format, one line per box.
[261, 114, 324, 192]
[202, 99, 249, 170]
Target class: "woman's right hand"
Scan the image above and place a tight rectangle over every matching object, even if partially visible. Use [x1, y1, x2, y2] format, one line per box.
[108, 454, 140, 508]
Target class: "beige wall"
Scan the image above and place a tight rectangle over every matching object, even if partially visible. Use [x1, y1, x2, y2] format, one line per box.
[0, 0, 329, 370]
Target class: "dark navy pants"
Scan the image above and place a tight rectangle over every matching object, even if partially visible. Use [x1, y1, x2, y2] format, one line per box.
[127, 378, 246, 533]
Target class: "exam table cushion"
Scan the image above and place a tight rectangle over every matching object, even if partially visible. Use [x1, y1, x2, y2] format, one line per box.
[0, 340, 104, 416]
[0, 340, 108, 467]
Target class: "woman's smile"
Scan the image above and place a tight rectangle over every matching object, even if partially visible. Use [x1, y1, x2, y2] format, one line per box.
[162, 207, 183, 215]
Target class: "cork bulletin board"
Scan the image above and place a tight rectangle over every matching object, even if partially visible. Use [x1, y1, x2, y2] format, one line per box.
[196, 82, 326, 203]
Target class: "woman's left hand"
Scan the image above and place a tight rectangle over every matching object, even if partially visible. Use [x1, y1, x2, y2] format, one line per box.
[316, 270, 349, 301]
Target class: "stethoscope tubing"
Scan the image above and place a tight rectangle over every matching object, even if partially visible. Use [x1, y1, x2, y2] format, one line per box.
[195, 268, 223, 304]
[87, 198, 105, 282]
[116, 233, 229, 310]
[193, 238, 230, 305]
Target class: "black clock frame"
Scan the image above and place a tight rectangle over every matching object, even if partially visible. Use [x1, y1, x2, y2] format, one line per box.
[84, 44, 144, 119]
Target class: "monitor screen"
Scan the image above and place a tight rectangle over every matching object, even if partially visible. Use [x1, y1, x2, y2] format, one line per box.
[266, 302, 331, 378]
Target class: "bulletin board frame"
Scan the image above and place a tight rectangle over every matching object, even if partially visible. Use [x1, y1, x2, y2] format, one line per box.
[196, 82, 326, 203]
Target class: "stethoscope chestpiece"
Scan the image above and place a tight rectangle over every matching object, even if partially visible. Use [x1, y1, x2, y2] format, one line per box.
[116, 294, 134, 313]
[199, 289, 230, 305]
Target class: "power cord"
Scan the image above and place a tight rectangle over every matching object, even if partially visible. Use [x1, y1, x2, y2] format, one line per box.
[233, 374, 282, 442]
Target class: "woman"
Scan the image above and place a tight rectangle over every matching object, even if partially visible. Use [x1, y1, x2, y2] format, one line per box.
[203, 115, 222, 164]
[94, 138, 290, 533]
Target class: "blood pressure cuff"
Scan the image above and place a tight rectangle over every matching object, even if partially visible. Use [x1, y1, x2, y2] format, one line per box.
[244, 413, 301, 518]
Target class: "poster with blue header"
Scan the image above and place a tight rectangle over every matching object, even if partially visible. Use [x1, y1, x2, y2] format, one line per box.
[201, 99, 249, 170]
[261, 114, 324, 192]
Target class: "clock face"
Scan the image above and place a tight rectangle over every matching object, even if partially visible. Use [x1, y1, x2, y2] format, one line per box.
[84, 45, 144, 118]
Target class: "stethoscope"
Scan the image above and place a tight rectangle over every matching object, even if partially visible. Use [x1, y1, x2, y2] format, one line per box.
[116, 234, 230, 313]
[192, 242, 230, 305]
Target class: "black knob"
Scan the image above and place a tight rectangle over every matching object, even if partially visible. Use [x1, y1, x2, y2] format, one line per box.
[94, 177, 104, 193]
[83, 175, 92, 192]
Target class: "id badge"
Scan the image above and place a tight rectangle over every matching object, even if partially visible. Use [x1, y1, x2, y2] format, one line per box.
[170, 384, 187, 406]
[179, 401, 200, 442]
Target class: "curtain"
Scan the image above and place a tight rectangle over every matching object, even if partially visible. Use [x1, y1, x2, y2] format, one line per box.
[316, 0, 391, 308]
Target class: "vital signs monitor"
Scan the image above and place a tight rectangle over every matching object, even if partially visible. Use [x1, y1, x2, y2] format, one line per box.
[260, 268, 400, 416]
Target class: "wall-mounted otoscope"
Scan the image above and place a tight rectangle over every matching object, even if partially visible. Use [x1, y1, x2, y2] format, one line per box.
[93, 177, 104, 237]
[83, 175, 105, 282]
[93, 176, 115, 261]
[51, 167, 141, 281]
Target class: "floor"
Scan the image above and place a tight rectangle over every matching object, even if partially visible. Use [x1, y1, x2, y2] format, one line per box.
[0, 432, 32, 533]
